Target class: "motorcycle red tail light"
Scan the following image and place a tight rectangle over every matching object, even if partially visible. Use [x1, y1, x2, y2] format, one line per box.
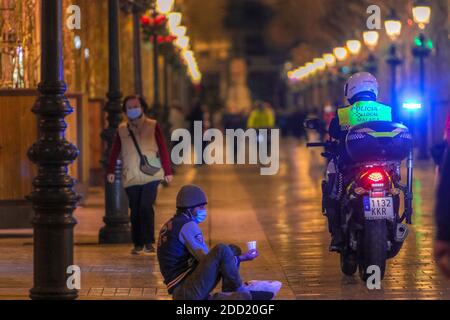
[359, 169, 390, 191]
[368, 172, 384, 183]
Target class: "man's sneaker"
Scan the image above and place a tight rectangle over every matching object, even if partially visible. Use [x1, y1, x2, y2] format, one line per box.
[131, 246, 143, 255]
[243, 280, 282, 300]
[143, 244, 156, 255]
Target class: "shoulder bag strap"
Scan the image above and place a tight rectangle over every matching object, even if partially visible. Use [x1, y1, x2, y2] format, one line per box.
[127, 124, 144, 158]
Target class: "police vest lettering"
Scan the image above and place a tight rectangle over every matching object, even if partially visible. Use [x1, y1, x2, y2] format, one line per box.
[338, 101, 392, 130]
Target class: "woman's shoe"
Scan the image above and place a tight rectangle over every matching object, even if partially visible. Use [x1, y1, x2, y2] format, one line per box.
[131, 246, 144, 255]
[143, 244, 156, 255]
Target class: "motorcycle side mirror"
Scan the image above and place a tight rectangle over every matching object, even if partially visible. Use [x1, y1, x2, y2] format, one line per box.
[303, 118, 321, 130]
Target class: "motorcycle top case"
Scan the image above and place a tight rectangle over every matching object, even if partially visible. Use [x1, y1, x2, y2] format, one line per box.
[345, 121, 412, 162]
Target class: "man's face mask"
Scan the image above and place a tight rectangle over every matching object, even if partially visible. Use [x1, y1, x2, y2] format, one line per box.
[127, 107, 142, 120]
[193, 209, 207, 224]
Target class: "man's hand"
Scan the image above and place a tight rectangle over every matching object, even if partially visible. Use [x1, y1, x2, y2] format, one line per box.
[107, 174, 115, 184]
[164, 175, 173, 184]
[434, 240, 450, 278]
[239, 249, 259, 262]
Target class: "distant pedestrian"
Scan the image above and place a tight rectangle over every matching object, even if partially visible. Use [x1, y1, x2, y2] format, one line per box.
[107, 95, 173, 255]
[187, 101, 206, 164]
[247, 101, 275, 130]
[169, 100, 187, 133]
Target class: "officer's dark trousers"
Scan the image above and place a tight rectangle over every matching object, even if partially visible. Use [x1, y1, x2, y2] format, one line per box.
[125, 181, 160, 247]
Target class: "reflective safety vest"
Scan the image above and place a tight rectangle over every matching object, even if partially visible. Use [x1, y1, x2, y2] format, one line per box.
[337, 101, 392, 131]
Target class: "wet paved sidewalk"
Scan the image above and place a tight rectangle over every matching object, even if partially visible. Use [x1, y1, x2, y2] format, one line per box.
[1, 138, 449, 299]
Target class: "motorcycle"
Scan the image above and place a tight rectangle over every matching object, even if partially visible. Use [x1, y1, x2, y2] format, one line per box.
[304, 119, 414, 281]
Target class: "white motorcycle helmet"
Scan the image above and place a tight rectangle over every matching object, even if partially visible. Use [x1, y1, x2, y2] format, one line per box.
[344, 72, 379, 104]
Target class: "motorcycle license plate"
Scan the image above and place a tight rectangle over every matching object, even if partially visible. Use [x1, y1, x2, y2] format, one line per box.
[363, 197, 394, 220]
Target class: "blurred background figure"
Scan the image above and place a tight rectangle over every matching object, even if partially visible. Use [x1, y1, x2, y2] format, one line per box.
[247, 101, 276, 149]
[169, 100, 187, 134]
[322, 103, 336, 141]
[188, 99, 204, 137]
[247, 101, 275, 130]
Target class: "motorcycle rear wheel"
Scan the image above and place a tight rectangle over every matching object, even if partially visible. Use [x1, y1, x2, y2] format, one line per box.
[358, 220, 387, 281]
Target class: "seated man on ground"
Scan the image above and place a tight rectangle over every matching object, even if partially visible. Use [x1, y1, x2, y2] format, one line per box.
[157, 184, 282, 300]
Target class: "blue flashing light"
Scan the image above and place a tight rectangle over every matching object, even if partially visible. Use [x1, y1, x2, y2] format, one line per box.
[402, 101, 422, 110]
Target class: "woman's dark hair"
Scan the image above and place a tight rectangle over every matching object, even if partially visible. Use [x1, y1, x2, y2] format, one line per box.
[122, 95, 149, 114]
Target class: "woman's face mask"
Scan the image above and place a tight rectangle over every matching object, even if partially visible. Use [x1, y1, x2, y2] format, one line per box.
[127, 107, 142, 120]
[126, 98, 143, 120]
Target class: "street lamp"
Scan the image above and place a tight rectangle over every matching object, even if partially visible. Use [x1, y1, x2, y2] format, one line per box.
[333, 46, 349, 104]
[363, 30, 379, 75]
[412, 0, 432, 159]
[385, 10, 402, 41]
[333, 46, 348, 62]
[346, 40, 362, 56]
[346, 39, 362, 73]
[412, 0, 431, 30]
[314, 58, 327, 108]
[323, 53, 336, 67]
[323, 53, 337, 104]
[313, 58, 326, 71]
[384, 9, 402, 121]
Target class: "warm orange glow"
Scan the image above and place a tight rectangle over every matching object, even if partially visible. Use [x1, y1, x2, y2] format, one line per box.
[333, 47, 348, 61]
[346, 40, 362, 55]
[363, 31, 379, 50]
[412, 6, 431, 28]
[313, 58, 326, 71]
[156, 0, 174, 14]
[171, 26, 187, 38]
[323, 53, 336, 67]
[167, 12, 182, 32]
[175, 35, 190, 50]
[385, 20, 402, 40]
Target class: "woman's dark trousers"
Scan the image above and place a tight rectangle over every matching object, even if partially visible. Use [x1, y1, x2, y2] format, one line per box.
[125, 181, 160, 247]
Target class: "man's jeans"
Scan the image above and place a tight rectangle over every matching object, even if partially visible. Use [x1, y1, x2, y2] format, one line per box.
[172, 244, 243, 300]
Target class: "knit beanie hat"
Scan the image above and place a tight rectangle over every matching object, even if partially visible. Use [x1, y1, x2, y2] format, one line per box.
[176, 185, 208, 209]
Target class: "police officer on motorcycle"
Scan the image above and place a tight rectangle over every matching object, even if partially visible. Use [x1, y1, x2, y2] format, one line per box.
[325, 72, 393, 251]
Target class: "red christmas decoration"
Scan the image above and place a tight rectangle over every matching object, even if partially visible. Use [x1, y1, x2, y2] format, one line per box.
[154, 15, 167, 26]
[140, 16, 151, 25]
[151, 35, 177, 44]
[157, 35, 166, 44]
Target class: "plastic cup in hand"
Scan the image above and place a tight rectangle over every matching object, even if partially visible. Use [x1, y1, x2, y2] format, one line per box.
[247, 241, 257, 251]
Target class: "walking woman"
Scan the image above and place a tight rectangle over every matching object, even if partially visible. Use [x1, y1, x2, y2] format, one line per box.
[107, 95, 173, 255]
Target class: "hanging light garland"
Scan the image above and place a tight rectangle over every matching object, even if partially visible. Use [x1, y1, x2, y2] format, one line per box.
[140, 2, 202, 85]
